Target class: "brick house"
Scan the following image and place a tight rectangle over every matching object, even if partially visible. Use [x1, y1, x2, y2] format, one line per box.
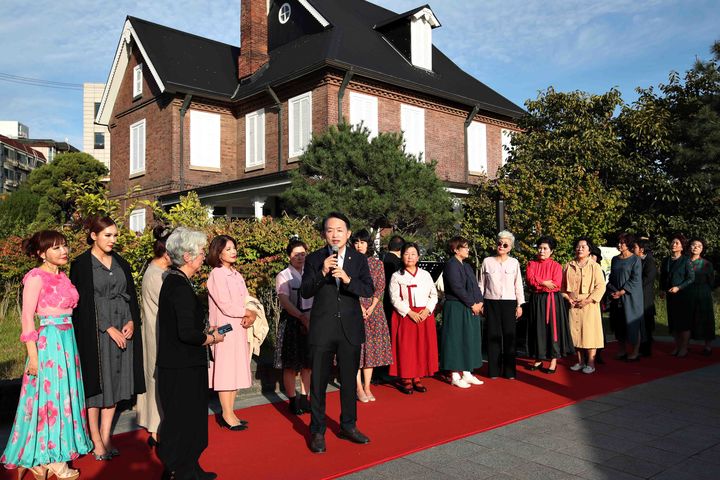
[96, 0, 523, 231]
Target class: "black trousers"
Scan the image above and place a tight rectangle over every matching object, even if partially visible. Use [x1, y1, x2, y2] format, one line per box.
[639, 308, 656, 355]
[157, 365, 208, 478]
[309, 317, 361, 434]
[486, 299, 518, 378]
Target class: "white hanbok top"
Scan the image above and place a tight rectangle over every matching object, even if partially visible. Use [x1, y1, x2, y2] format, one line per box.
[390, 268, 438, 317]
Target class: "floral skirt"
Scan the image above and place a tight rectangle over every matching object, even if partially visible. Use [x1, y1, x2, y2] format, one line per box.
[1, 315, 92, 469]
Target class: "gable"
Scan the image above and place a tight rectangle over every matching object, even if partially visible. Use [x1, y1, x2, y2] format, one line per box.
[268, 0, 328, 51]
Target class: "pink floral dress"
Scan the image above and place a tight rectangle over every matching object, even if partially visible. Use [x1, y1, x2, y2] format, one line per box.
[1, 268, 92, 470]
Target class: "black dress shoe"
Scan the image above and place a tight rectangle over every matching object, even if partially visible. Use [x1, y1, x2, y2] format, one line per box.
[310, 433, 326, 453]
[218, 417, 248, 431]
[337, 428, 370, 444]
[194, 466, 217, 480]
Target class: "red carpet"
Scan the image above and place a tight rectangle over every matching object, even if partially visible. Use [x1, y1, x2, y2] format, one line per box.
[3, 342, 718, 480]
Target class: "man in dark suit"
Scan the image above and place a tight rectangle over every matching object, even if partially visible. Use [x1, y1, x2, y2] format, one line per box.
[301, 212, 375, 453]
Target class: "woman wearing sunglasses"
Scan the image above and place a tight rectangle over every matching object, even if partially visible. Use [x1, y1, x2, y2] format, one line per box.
[478, 231, 525, 379]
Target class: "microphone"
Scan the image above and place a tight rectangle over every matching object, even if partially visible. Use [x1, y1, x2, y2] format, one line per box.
[331, 245, 339, 257]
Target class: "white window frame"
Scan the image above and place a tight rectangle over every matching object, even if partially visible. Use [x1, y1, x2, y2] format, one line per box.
[189, 110, 221, 170]
[129, 119, 146, 176]
[129, 208, 146, 233]
[501, 128, 513, 165]
[133, 64, 143, 97]
[349, 92, 378, 140]
[467, 121, 487, 174]
[400, 104, 425, 161]
[245, 109, 266, 169]
[288, 91, 312, 159]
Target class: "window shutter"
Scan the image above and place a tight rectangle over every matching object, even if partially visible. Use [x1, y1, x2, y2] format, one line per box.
[349, 92, 378, 140]
[401, 104, 425, 160]
[289, 92, 312, 158]
[190, 110, 221, 169]
[301, 96, 311, 148]
[467, 121, 487, 173]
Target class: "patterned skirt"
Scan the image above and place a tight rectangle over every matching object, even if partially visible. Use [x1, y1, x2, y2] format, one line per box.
[1, 315, 92, 469]
[273, 310, 311, 371]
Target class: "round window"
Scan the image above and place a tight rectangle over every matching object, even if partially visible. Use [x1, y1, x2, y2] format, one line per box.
[279, 3, 291, 24]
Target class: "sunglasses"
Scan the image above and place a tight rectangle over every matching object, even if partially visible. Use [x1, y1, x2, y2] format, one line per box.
[497, 242, 510, 248]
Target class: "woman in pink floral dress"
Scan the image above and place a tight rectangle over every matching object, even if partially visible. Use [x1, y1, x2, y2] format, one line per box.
[1, 230, 92, 480]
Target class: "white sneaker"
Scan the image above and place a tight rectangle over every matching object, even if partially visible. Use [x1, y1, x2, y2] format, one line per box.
[451, 377, 471, 388]
[462, 372, 484, 385]
[582, 365, 596, 374]
[570, 363, 585, 371]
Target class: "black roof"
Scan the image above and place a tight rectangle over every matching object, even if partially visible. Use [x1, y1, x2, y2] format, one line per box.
[128, 0, 524, 118]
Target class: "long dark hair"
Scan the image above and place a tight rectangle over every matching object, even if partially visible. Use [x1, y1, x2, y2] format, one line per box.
[22, 230, 67, 262]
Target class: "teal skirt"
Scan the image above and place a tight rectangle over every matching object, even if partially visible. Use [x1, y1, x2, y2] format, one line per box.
[439, 300, 483, 371]
[1, 315, 92, 469]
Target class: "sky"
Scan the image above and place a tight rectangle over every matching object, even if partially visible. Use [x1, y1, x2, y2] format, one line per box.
[0, 0, 718, 149]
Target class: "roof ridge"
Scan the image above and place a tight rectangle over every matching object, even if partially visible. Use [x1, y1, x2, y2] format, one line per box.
[127, 15, 238, 49]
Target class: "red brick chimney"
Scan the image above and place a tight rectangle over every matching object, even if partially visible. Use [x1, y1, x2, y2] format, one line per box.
[239, 0, 269, 79]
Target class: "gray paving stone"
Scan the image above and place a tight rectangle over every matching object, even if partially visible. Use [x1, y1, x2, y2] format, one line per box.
[532, 451, 599, 475]
[424, 459, 499, 480]
[622, 444, 687, 467]
[341, 469, 389, 480]
[503, 461, 584, 480]
[653, 458, 720, 480]
[405, 440, 491, 466]
[576, 465, 644, 480]
[467, 450, 529, 472]
[692, 444, 720, 465]
[601, 454, 665, 478]
[600, 425, 660, 444]
[645, 435, 711, 455]
[574, 433, 642, 454]
[368, 457, 439, 478]
[553, 443, 618, 463]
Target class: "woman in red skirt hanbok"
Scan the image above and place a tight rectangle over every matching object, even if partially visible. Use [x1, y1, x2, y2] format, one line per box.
[389, 242, 439, 394]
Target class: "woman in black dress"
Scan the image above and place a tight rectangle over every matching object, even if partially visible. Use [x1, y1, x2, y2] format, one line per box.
[660, 235, 695, 357]
[687, 238, 716, 355]
[70, 216, 145, 460]
[156, 227, 223, 480]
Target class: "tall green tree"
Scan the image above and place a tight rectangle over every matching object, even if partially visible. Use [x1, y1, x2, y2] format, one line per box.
[282, 122, 455, 237]
[464, 88, 630, 264]
[0, 187, 41, 237]
[617, 40, 720, 257]
[24, 152, 108, 224]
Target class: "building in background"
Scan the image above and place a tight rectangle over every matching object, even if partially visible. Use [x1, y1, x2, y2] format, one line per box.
[17, 139, 79, 163]
[83, 83, 111, 171]
[97, 0, 523, 227]
[0, 121, 30, 139]
[0, 134, 46, 193]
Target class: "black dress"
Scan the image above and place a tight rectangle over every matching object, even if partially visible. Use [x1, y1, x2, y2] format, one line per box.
[156, 268, 210, 479]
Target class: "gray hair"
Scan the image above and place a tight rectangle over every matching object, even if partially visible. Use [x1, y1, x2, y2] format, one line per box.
[165, 227, 207, 267]
[497, 230, 515, 247]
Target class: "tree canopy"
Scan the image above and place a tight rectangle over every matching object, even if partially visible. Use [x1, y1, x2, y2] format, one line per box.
[282, 122, 455, 239]
[24, 152, 108, 225]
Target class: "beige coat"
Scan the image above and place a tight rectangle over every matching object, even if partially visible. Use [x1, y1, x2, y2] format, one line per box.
[245, 295, 269, 357]
[562, 259, 606, 349]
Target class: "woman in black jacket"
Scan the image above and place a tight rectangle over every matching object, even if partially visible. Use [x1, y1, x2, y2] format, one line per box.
[439, 236, 484, 388]
[70, 216, 145, 460]
[156, 227, 224, 480]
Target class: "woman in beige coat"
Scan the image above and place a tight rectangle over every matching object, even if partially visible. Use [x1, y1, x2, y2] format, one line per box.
[136, 226, 172, 448]
[562, 237, 606, 374]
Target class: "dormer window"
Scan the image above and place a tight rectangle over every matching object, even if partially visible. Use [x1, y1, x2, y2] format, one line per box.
[410, 9, 438, 70]
[375, 6, 440, 72]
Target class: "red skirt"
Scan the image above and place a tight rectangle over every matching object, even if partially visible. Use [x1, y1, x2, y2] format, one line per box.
[389, 306, 439, 378]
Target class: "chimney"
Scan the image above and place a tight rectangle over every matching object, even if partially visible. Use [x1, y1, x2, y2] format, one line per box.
[239, 0, 269, 79]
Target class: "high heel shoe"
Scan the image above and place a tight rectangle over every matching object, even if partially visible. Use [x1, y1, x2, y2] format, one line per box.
[46, 463, 79, 480]
[91, 450, 112, 461]
[27, 466, 48, 480]
[527, 362, 543, 371]
[218, 417, 247, 431]
[147, 436, 159, 448]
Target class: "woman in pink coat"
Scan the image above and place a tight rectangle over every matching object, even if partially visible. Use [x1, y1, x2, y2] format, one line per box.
[207, 235, 255, 431]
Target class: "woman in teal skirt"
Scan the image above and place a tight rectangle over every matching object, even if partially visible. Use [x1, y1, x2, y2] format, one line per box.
[688, 238, 716, 355]
[439, 236, 484, 388]
[1, 231, 91, 479]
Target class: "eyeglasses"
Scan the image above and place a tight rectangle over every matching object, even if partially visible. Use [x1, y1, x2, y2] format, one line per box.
[497, 242, 510, 248]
